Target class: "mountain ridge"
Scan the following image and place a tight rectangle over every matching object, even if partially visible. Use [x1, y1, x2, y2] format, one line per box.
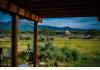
[0, 21, 98, 31]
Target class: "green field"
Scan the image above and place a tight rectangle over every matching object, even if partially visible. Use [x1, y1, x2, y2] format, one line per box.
[0, 38, 100, 66]
[52, 38, 100, 66]
[53, 38, 100, 53]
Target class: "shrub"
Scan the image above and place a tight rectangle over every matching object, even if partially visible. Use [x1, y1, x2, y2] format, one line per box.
[38, 44, 46, 61]
[44, 42, 65, 61]
[53, 49, 65, 61]
[71, 48, 79, 61]
[45, 42, 57, 60]
[26, 41, 79, 65]
[46, 49, 55, 59]
[18, 51, 27, 62]
[45, 41, 53, 50]
[61, 46, 72, 61]
[50, 37, 54, 41]
[38, 36, 46, 42]
[61, 46, 79, 61]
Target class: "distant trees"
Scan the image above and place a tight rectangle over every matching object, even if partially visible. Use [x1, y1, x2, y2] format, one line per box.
[86, 29, 100, 36]
[19, 31, 33, 34]
[0, 30, 11, 37]
[0, 30, 11, 34]
[39, 28, 56, 36]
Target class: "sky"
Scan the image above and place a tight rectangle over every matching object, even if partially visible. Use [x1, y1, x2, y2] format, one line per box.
[39, 17, 100, 30]
[0, 12, 12, 22]
[0, 12, 100, 30]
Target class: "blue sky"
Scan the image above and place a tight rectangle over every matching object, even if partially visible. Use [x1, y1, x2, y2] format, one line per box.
[39, 17, 100, 30]
[0, 12, 100, 30]
[0, 12, 12, 22]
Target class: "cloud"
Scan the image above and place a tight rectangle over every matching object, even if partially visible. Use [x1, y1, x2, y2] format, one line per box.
[39, 17, 100, 30]
[0, 11, 100, 30]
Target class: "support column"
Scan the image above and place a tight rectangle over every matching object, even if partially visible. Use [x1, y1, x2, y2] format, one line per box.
[33, 21, 38, 67]
[11, 14, 18, 67]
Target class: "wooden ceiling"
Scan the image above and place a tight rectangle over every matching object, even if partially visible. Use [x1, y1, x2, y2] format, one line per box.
[8, 0, 100, 18]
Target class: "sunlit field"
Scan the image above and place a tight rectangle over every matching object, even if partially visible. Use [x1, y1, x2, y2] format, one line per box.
[53, 38, 100, 53]
[53, 38, 100, 66]
[0, 37, 100, 66]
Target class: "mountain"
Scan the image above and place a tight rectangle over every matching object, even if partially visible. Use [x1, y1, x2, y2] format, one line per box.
[38, 25, 75, 30]
[0, 21, 34, 31]
[0, 21, 12, 30]
[0, 21, 91, 31]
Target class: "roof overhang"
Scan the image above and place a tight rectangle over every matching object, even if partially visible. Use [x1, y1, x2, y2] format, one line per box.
[8, 0, 100, 18]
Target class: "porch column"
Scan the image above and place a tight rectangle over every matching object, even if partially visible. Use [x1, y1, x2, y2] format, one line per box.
[11, 14, 18, 67]
[33, 21, 38, 67]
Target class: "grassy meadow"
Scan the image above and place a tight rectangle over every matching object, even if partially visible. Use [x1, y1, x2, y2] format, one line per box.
[52, 38, 100, 66]
[0, 37, 100, 66]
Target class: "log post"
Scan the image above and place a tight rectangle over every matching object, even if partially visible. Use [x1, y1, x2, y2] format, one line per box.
[11, 14, 18, 67]
[33, 21, 38, 67]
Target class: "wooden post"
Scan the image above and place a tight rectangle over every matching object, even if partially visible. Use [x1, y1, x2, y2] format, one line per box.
[97, 17, 100, 21]
[11, 14, 18, 67]
[0, 48, 2, 66]
[33, 21, 38, 67]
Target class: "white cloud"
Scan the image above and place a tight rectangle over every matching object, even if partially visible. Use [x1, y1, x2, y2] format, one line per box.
[39, 17, 100, 30]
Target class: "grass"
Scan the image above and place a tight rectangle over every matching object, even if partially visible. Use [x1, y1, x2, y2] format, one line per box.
[53, 38, 100, 53]
[0, 37, 100, 66]
[51, 38, 100, 66]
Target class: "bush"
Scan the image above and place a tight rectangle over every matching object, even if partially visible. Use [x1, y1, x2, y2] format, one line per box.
[45, 41, 53, 50]
[38, 36, 46, 42]
[71, 49, 79, 61]
[50, 37, 54, 41]
[38, 41, 65, 61]
[61, 46, 73, 61]
[26, 41, 79, 65]
[53, 49, 65, 61]
[18, 51, 28, 62]
[38, 41, 79, 62]
[46, 49, 55, 59]
[61, 46, 79, 61]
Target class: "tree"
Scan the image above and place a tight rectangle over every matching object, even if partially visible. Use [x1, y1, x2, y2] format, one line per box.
[39, 28, 56, 36]
[86, 29, 100, 36]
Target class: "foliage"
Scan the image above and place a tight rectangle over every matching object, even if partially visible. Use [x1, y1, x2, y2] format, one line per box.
[1, 36, 100, 66]
[18, 51, 27, 62]
[60, 46, 79, 61]
[39, 28, 56, 36]
[86, 29, 100, 36]
[37, 41, 79, 63]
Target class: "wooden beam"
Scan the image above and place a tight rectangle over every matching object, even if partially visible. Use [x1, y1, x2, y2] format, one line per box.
[9, 4, 18, 13]
[32, 7, 100, 12]
[38, 16, 42, 23]
[18, 8, 25, 16]
[0, 0, 8, 9]
[12, 0, 100, 6]
[36, 10, 100, 17]
[25, 11, 31, 18]
[0, 0, 42, 22]
[16, 1, 100, 10]
[33, 21, 38, 67]
[0, 48, 2, 66]
[97, 17, 100, 21]
[11, 14, 18, 67]
[30, 5, 100, 12]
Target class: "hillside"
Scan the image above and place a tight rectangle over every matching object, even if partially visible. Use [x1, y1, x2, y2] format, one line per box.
[0, 21, 95, 31]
